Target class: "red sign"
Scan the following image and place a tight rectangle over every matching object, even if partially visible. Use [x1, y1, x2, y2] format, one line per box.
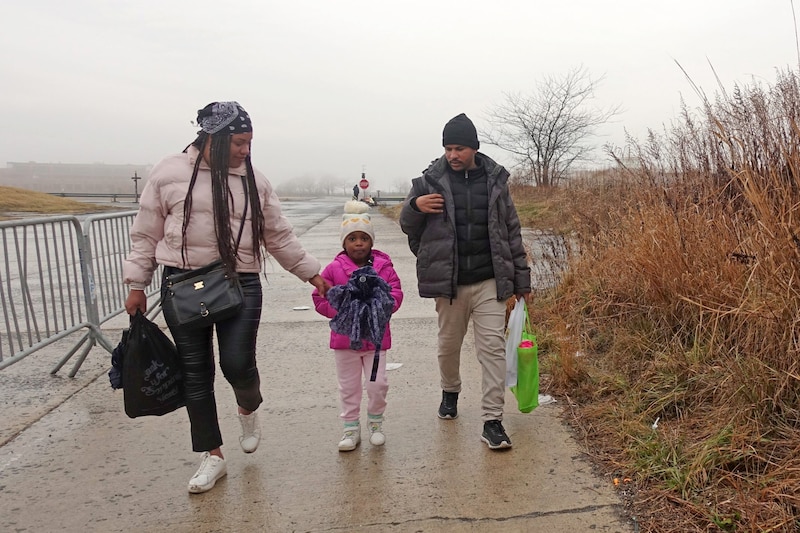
[359, 178, 369, 189]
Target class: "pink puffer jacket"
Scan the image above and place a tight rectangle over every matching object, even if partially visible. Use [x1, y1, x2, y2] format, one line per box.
[123, 147, 320, 289]
[312, 249, 403, 351]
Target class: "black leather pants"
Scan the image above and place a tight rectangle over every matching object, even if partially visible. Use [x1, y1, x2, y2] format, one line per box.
[161, 269, 263, 452]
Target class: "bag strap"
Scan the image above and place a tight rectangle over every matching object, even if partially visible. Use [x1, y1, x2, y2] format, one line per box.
[233, 175, 248, 255]
[523, 301, 533, 334]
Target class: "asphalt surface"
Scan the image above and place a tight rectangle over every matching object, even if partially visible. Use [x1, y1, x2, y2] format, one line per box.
[0, 198, 632, 532]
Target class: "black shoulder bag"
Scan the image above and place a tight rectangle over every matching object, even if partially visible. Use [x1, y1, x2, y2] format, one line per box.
[162, 176, 249, 329]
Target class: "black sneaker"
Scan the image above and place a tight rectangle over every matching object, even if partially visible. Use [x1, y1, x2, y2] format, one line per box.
[437, 391, 459, 419]
[481, 420, 512, 449]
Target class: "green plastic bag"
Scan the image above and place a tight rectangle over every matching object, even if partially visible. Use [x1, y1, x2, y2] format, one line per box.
[510, 311, 538, 413]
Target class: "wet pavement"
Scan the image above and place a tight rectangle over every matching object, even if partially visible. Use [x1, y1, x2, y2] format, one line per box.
[0, 198, 631, 532]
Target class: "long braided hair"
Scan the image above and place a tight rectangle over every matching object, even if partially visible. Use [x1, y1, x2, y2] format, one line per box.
[180, 132, 266, 273]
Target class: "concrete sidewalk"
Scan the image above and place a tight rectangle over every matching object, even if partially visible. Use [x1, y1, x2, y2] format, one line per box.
[0, 208, 631, 532]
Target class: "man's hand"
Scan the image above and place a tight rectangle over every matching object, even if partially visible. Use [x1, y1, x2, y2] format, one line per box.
[414, 193, 445, 214]
[516, 293, 534, 306]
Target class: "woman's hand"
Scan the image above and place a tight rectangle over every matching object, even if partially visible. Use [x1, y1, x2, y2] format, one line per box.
[309, 274, 331, 298]
[125, 289, 147, 315]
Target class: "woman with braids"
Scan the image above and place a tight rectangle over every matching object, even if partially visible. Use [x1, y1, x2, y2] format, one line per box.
[123, 101, 330, 494]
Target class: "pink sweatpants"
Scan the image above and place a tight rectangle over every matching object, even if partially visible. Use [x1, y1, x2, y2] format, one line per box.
[334, 349, 388, 422]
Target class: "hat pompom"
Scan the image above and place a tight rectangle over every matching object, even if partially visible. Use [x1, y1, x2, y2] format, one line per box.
[344, 200, 370, 215]
[340, 201, 375, 245]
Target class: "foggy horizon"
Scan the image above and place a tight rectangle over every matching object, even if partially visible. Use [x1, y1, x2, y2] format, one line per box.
[2, 1, 798, 191]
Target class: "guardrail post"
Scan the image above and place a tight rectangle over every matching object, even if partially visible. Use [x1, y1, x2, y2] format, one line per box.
[70, 223, 113, 375]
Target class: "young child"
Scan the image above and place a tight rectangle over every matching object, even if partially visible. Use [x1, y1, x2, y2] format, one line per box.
[312, 201, 403, 451]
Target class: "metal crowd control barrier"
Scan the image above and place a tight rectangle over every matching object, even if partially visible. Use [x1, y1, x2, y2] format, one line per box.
[0, 211, 162, 376]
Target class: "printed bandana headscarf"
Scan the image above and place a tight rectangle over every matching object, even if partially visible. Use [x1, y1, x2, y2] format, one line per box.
[196, 101, 252, 135]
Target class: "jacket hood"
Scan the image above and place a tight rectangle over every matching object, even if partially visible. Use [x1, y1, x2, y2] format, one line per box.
[423, 152, 508, 189]
[333, 249, 394, 271]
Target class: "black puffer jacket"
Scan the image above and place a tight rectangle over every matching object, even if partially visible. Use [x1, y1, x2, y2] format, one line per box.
[399, 153, 531, 300]
[450, 162, 493, 285]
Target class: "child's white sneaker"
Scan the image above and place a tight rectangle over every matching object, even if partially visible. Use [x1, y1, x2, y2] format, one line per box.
[338, 422, 361, 452]
[368, 416, 385, 446]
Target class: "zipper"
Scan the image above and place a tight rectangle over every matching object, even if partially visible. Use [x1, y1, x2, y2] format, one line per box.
[464, 169, 472, 273]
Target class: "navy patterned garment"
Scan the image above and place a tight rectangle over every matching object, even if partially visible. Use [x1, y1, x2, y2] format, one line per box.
[327, 265, 395, 381]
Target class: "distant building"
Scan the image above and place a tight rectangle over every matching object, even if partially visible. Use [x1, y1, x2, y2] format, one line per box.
[0, 161, 152, 194]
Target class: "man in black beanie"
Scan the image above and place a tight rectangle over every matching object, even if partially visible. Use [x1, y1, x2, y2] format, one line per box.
[399, 113, 532, 450]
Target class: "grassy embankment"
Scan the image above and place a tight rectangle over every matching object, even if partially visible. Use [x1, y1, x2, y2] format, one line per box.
[0, 186, 119, 220]
[384, 70, 800, 531]
[528, 72, 800, 531]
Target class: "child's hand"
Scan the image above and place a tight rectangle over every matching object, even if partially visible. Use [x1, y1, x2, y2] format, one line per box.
[309, 274, 331, 297]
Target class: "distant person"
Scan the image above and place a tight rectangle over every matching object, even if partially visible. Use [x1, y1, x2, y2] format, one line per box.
[312, 200, 403, 451]
[353, 183, 360, 200]
[399, 113, 532, 450]
[123, 101, 330, 493]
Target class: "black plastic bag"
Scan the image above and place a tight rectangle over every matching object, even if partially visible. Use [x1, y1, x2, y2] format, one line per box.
[108, 328, 128, 390]
[122, 310, 185, 418]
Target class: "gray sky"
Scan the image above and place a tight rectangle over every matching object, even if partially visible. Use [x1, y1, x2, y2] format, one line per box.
[2, 1, 798, 190]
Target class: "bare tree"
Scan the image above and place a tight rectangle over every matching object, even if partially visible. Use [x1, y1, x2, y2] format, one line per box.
[483, 65, 620, 187]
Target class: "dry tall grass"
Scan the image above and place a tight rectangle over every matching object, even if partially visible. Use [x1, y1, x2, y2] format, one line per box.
[0, 185, 121, 220]
[538, 69, 800, 531]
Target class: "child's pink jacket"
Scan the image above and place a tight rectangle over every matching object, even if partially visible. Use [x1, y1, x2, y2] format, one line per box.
[312, 249, 403, 350]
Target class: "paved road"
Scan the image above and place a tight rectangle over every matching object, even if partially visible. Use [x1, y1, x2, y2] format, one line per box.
[0, 198, 631, 532]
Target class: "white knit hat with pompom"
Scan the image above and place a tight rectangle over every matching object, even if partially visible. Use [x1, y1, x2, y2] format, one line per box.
[340, 200, 375, 245]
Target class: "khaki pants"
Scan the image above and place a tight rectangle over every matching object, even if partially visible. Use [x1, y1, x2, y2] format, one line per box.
[435, 278, 507, 421]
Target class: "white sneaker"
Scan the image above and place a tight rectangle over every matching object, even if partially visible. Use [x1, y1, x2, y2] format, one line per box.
[368, 417, 385, 446]
[188, 452, 227, 494]
[338, 424, 361, 452]
[238, 411, 261, 453]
